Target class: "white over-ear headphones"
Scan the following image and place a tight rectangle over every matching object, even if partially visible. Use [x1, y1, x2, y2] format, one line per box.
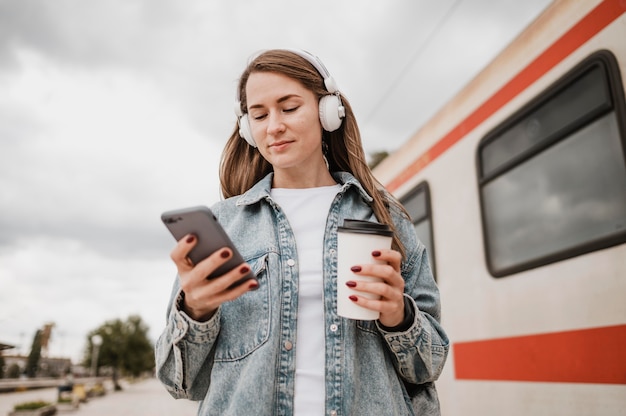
[234, 49, 346, 148]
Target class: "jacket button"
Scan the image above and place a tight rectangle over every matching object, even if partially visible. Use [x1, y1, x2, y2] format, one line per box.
[330, 324, 338, 332]
[330, 411, 337, 416]
[284, 341, 293, 351]
[287, 259, 296, 267]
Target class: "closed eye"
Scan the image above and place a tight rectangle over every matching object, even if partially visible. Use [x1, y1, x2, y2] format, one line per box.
[252, 106, 298, 120]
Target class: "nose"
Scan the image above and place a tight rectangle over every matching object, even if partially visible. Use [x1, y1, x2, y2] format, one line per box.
[266, 111, 286, 136]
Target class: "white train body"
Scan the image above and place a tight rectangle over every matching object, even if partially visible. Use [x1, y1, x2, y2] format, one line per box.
[373, 1, 626, 414]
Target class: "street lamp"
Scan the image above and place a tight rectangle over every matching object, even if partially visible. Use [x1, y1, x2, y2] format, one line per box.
[90, 334, 103, 378]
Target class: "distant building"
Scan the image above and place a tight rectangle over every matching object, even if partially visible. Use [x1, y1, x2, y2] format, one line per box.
[2, 354, 72, 378]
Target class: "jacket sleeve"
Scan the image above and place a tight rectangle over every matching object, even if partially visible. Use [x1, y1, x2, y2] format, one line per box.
[376, 217, 450, 385]
[154, 279, 221, 400]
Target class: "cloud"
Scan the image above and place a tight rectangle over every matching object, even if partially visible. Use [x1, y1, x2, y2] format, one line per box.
[0, 51, 222, 256]
[0, 235, 176, 359]
[0, 0, 552, 361]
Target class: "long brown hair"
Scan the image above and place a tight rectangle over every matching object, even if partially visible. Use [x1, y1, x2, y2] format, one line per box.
[220, 49, 408, 256]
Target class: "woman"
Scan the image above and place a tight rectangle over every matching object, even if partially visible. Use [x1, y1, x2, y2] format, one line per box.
[155, 49, 449, 415]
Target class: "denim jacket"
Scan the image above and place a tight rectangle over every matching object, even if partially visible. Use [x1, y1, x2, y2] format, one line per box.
[155, 172, 449, 416]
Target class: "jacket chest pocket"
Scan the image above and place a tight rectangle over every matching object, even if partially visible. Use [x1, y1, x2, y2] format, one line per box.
[214, 253, 271, 361]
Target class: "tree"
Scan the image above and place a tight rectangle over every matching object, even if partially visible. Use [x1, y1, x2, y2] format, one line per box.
[368, 151, 389, 170]
[25, 330, 43, 378]
[123, 316, 156, 377]
[84, 315, 154, 389]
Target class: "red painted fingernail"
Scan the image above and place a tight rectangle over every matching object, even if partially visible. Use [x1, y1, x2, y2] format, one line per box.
[220, 249, 230, 258]
[185, 235, 195, 243]
[249, 282, 259, 290]
[350, 266, 362, 272]
[239, 266, 250, 274]
[349, 295, 358, 302]
[372, 250, 381, 257]
[346, 281, 357, 288]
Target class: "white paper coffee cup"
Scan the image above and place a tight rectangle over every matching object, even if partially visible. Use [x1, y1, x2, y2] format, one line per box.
[337, 220, 393, 320]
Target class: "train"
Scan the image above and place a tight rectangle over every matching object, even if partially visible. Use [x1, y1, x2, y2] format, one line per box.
[372, 1, 626, 414]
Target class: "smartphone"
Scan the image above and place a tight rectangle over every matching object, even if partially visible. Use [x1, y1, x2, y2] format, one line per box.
[161, 206, 257, 289]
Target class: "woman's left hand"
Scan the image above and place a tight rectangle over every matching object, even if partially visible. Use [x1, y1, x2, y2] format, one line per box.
[347, 248, 406, 328]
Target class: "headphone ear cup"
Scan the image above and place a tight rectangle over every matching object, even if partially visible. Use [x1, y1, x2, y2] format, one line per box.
[238, 114, 257, 147]
[318, 94, 344, 132]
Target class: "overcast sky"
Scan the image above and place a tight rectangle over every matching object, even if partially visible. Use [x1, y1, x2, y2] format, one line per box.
[0, 0, 551, 363]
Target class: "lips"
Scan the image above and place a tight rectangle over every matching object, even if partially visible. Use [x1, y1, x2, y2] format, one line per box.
[269, 140, 294, 150]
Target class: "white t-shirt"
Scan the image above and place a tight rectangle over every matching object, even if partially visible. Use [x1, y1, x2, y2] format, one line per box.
[270, 184, 341, 416]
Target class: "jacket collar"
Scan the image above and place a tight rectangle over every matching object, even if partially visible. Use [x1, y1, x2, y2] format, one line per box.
[235, 171, 373, 207]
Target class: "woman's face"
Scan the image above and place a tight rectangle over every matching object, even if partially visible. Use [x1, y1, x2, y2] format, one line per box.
[245, 71, 326, 176]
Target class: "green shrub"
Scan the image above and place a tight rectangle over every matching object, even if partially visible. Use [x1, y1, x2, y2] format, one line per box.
[14, 401, 51, 410]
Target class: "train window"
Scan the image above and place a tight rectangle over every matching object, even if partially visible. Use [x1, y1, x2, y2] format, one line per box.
[478, 51, 626, 277]
[400, 182, 437, 280]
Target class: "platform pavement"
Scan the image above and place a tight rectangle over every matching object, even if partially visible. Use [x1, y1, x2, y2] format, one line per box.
[67, 378, 198, 416]
[0, 377, 198, 416]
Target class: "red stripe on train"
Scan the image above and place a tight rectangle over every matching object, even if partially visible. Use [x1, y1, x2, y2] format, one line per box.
[385, 0, 626, 192]
[453, 324, 626, 384]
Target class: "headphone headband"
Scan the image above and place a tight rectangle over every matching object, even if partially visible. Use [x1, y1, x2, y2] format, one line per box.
[284, 49, 339, 93]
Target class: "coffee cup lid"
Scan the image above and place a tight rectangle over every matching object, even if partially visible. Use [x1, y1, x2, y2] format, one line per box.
[338, 219, 394, 236]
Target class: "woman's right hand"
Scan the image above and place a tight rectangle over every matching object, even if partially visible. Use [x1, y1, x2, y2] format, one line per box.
[170, 234, 258, 322]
